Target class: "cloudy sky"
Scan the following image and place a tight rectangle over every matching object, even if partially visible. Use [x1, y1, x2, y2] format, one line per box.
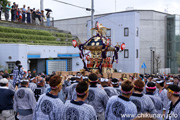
[9, 0, 180, 20]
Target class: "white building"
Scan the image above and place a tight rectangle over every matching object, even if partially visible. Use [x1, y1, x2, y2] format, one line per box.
[54, 10, 169, 74]
[0, 44, 82, 74]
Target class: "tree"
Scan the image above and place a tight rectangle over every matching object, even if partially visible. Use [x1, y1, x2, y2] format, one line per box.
[155, 54, 161, 74]
[1, 0, 10, 10]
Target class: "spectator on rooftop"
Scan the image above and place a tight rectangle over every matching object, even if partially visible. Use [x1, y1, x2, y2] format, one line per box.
[22, 5, 26, 23]
[11, 2, 16, 22]
[41, 10, 45, 26]
[26, 6, 31, 23]
[35, 9, 41, 25]
[32, 8, 36, 24]
[15, 4, 19, 22]
[18, 8, 22, 22]
[5, 2, 11, 21]
[46, 11, 50, 26]
[0, 1, 3, 20]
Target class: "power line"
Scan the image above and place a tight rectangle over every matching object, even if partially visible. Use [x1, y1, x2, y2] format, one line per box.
[51, 0, 89, 10]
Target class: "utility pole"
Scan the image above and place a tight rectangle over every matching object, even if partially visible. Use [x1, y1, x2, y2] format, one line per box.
[40, 0, 44, 11]
[91, 0, 94, 29]
[115, 0, 116, 12]
[91, 0, 95, 37]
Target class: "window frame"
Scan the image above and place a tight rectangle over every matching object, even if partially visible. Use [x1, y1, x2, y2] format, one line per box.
[106, 29, 111, 37]
[136, 49, 138, 58]
[136, 27, 139, 36]
[124, 49, 129, 58]
[124, 27, 129, 36]
[6, 62, 16, 71]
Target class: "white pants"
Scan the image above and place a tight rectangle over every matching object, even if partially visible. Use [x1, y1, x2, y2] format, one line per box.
[0, 110, 15, 120]
[35, 18, 40, 25]
[17, 114, 33, 120]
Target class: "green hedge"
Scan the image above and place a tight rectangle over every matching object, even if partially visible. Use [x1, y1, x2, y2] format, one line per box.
[0, 32, 57, 41]
[67, 34, 72, 38]
[0, 38, 72, 46]
[0, 26, 52, 36]
[0, 25, 74, 46]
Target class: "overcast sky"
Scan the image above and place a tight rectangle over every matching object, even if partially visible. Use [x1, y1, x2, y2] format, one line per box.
[10, 0, 180, 20]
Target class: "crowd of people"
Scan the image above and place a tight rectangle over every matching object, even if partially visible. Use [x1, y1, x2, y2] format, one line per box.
[0, 60, 180, 120]
[0, 1, 51, 26]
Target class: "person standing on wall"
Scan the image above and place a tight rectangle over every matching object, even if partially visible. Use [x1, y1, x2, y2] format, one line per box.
[26, 6, 31, 24]
[41, 10, 45, 26]
[32, 8, 36, 24]
[22, 5, 26, 23]
[5, 2, 11, 21]
[11, 2, 15, 22]
[46, 11, 50, 26]
[0, 1, 3, 20]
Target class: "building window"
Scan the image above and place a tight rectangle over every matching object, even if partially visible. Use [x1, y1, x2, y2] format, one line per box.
[124, 28, 129, 36]
[7, 62, 15, 71]
[136, 27, 139, 36]
[67, 58, 72, 71]
[106, 29, 111, 37]
[124, 49, 129, 58]
[136, 49, 138, 58]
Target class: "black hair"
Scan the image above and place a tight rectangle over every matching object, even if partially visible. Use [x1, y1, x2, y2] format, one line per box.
[21, 81, 28, 86]
[76, 81, 88, 98]
[3, 73, 10, 78]
[88, 73, 97, 81]
[0, 83, 7, 86]
[15, 60, 21, 66]
[88, 73, 98, 85]
[146, 82, 156, 92]
[174, 76, 179, 79]
[111, 78, 118, 82]
[139, 74, 144, 78]
[76, 72, 81, 76]
[159, 82, 164, 87]
[168, 84, 180, 97]
[83, 77, 89, 82]
[46, 76, 50, 82]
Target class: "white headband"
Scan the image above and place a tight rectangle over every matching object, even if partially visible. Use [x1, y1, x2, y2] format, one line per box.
[100, 78, 108, 82]
[156, 80, 164, 84]
[20, 79, 29, 83]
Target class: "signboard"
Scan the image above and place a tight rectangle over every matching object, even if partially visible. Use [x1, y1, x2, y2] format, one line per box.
[141, 62, 147, 69]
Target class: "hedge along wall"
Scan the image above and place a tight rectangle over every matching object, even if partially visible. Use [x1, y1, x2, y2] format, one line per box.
[0, 26, 73, 46]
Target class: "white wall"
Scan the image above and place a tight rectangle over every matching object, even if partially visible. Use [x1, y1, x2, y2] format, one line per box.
[0, 44, 28, 70]
[27, 45, 79, 58]
[0, 44, 83, 72]
[72, 57, 84, 71]
[139, 11, 167, 74]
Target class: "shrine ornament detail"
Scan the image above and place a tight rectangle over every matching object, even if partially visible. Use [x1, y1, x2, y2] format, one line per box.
[72, 21, 125, 74]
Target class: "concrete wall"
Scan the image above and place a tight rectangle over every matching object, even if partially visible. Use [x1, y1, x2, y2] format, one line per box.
[139, 11, 167, 74]
[72, 57, 84, 72]
[27, 45, 79, 58]
[0, 44, 82, 72]
[87, 11, 140, 73]
[0, 44, 28, 70]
